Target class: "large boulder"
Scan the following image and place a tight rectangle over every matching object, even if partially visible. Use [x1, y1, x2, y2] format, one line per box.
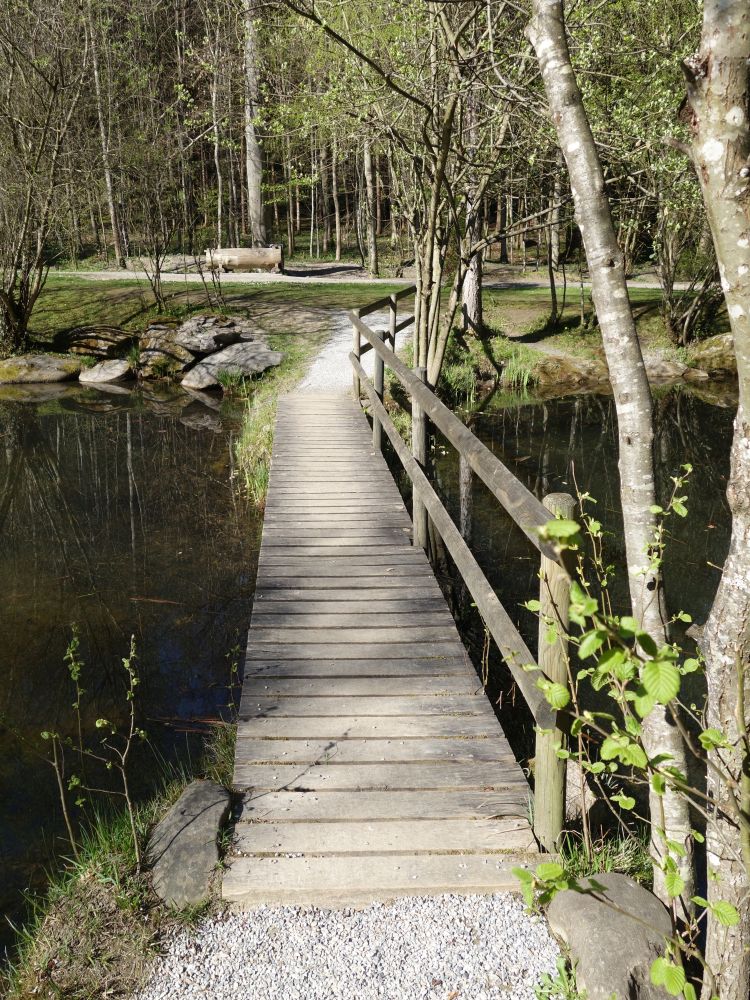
[0, 354, 82, 384]
[79, 359, 133, 384]
[547, 872, 673, 1000]
[181, 340, 283, 391]
[534, 353, 609, 387]
[644, 358, 688, 383]
[53, 325, 136, 358]
[691, 333, 736, 376]
[147, 780, 231, 908]
[172, 315, 247, 354]
[139, 326, 195, 378]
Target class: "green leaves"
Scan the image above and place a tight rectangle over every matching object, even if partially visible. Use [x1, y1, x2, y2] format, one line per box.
[578, 629, 607, 660]
[692, 896, 740, 926]
[641, 660, 681, 704]
[650, 957, 685, 996]
[698, 728, 730, 751]
[537, 679, 571, 710]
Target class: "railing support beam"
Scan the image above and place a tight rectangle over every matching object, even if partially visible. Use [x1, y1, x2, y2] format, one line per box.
[372, 327, 384, 451]
[533, 492, 575, 853]
[412, 364, 428, 550]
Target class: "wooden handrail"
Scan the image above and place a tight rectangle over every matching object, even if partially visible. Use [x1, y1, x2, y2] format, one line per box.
[351, 352, 557, 730]
[349, 293, 573, 851]
[356, 284, 415, 319]
[349, 311, 565, 567]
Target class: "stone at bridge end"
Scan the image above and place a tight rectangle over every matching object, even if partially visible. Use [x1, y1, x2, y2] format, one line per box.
[147, 779, 231, 908]
[547, 872, 673, 1000]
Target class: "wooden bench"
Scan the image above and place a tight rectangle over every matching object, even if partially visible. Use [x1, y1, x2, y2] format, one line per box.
[205, 246, 284, 274]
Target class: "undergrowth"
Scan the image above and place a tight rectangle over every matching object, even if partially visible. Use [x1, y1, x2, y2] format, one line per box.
[2, 725, 235, 1000]
[558, 829, 653, 887]
[235, 335, 318, 505]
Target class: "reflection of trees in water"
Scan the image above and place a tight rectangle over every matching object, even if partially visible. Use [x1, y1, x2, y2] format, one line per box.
[0, 402, 257, 738]
[428, 389, 734, 752]
[0, 394, 259, 943]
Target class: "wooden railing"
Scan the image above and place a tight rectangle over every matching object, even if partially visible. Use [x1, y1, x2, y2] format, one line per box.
[349, 288, 574, 852]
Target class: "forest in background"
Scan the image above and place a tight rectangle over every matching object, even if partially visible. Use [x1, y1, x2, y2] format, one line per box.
[0, 0, 718, 360]
[2, 2, 750, 999]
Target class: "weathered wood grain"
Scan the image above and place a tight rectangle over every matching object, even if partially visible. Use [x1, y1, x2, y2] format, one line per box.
[234, 818, 536, 855]
[225, 392, 536, 909]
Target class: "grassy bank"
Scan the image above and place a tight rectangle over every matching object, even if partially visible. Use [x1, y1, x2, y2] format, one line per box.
[2, 723, 235, 1000]
[235, 333, 321, 505]
[31, 275, 410, 341]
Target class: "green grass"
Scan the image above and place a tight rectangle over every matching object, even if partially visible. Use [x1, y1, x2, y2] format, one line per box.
[558, 829, 652, 887]
[2, 724, 237, 999]
[235, 333, 320, 505]
[31, 275, 412, 343]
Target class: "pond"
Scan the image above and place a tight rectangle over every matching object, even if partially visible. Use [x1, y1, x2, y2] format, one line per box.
[0, 383, 260, 958]
[422, 384, 735, 755]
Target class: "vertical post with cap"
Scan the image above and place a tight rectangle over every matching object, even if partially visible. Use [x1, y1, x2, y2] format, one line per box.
[533, 491, 575, 852]
[372, 327, 384, 450]
[352, 309, 361, 403]
[412, 365, 429, 550]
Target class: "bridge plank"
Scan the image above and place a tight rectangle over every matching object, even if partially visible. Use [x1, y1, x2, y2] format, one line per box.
[225, 393, 536, 909]
[233, 737, 513, 763]
[233, 819, 536, 856]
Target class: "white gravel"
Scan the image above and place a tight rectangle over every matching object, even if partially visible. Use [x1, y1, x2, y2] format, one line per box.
[137, 893, 559, 1000]
[299, 309, 413, 394]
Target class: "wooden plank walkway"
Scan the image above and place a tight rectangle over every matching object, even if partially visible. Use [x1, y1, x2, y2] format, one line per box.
[223, 393, 538, 907]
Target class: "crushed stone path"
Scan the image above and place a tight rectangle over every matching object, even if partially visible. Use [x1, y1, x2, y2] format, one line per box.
[137, 893, 559, 1000]
[299, 309, 413, 394]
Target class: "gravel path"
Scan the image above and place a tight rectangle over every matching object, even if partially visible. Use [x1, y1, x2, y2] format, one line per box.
[137, 893, 559, 1000]
[299, 309, 413, 394]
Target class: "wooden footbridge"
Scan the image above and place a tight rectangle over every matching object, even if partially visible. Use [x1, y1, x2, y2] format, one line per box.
[223, 288, 572, 907]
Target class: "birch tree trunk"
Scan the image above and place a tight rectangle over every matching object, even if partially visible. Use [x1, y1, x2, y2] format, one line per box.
[363, 139, 378, 276]
[244, 0, 266, 245]
[527, 0, 694, 907]
[332, 139, 342, 261]
[88, 3, 125, 267]
[683, 4, 750, 996]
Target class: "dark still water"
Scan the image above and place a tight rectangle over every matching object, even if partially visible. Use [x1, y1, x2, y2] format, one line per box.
[424, 385, 735, 749]
[0, 384, 260, 954]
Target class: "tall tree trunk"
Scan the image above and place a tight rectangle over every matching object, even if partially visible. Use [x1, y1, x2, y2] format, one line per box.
[244, 0, 266, 245]
[550, 148, 563, 270]
[528, 0, 694, 908]
[363, 140, 378, 276]
[684, 3, 750, 997]
[320, 144, 331, 254]
[332, 139, 342, 261]
[88, 3, 125, 267]
[211, 36, 223, 248]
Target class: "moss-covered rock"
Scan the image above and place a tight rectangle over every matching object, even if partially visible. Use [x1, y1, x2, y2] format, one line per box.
[534, 353, 609, 387]
[0, 354, 82, 384]
[691, 333, 736, 376]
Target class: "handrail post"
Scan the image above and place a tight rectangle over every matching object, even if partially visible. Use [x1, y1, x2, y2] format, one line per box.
[372, 327, 384, 451]
[533, 491, 575, 852]
[412, 365, 428, 549]
[388, 293, 397, 349]
[352, 309, 361, 403]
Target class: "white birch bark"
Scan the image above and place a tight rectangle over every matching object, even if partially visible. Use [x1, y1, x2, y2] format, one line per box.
[527, 0, 694, 907]
[244, 0, 266, 246]
[683, 3, 750, 996]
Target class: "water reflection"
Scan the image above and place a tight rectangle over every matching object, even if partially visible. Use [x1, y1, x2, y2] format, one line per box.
[0, 385, 259, 954]
[426, 386, 734, 753]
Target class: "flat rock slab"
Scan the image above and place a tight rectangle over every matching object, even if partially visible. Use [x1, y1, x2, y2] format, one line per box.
[53, 325, 136, 358]
[139, 330, 195, 378]
[182, 341, 283, 390]
[147, 780, 231, 908]
[79, 358, 133, 384]
[0, 354, 82, 384]
[547, 872, 673, 1000]
[172, 314, 262, 354]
